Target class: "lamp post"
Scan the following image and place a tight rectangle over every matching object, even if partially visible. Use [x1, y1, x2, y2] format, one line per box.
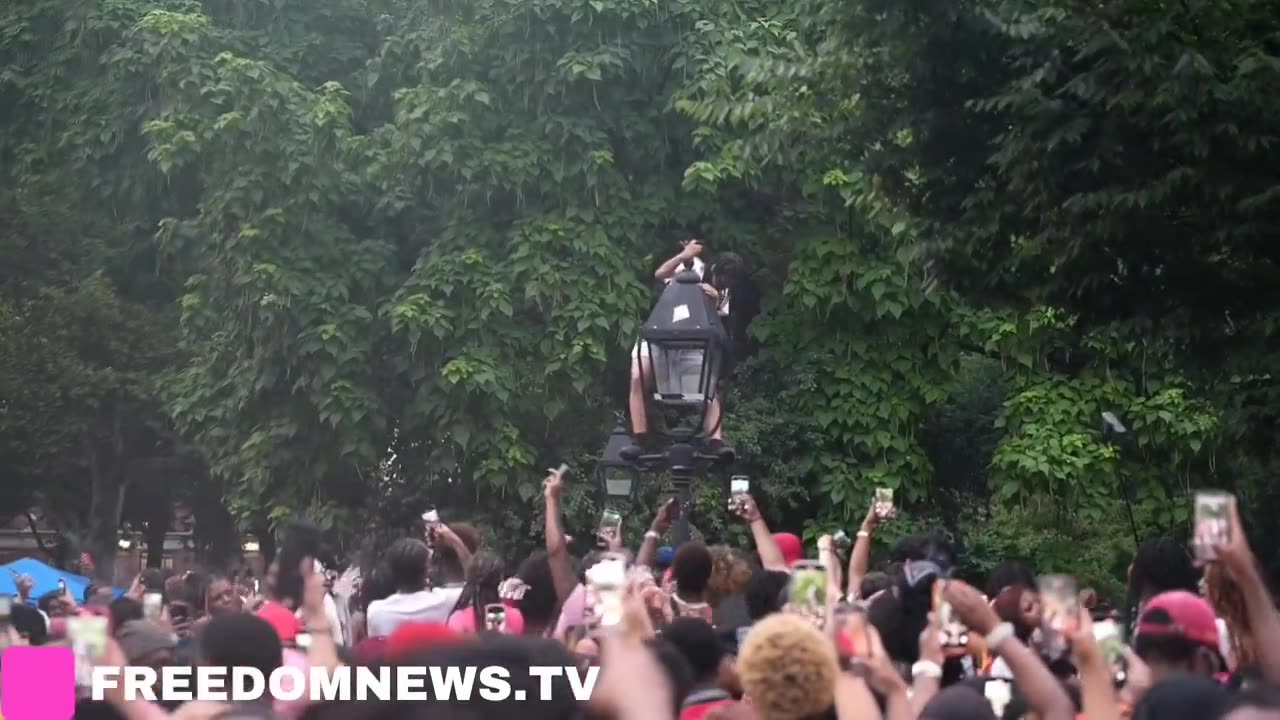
[598, 262, 735, 545]
[1101, 411, 1141, 547]
[598, 425, 640, 502]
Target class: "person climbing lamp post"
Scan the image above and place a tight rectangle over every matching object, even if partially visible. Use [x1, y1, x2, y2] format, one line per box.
[600, 261, 734, 545]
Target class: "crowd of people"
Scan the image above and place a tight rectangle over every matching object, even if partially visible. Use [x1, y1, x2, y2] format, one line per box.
[3, 465, 1280, 720]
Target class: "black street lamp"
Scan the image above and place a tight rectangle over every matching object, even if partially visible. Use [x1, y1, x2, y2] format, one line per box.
[607, 262, 735, 544]
[598, 425, 640, 502]
[1100, 411, 1141, 547]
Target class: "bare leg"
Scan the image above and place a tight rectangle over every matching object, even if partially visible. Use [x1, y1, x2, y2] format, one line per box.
[629, 357, 652, 435]
[704, 395, 723, 440]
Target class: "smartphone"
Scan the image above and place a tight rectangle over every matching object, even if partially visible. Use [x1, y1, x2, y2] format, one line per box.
[834, 604, 872, 661]
[728, 476, 749, 513]
[1093, 619, 1128, 685]
[598, 509, 623, 547]
[57, 578, 67, 594]
[933, 582, 968, 647]
[0, 595, 11, 625]
[1038, 574, 1080, 634]
[1193, 490, 1232, 561]
[67, 616, 108, 686]
[169, 601, 191, 625]
[276, 521, 324, 609]
[252, 578, 260, 595]
[585, 553, 627, 626]
[788, 560, 827, 626]
[873, 487, 895, 520]
[143, 592, 163, 621]
[556, 463, 569, 476]
[832, 530, 852, 553]
[484, 603, 506, 631]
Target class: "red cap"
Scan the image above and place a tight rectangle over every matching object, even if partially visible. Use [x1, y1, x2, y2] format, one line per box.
[772, 533, 804, 566]
[1137, 591, 1219, 650]
[387, 622, 460, 660]
[256, 601, 302, 645]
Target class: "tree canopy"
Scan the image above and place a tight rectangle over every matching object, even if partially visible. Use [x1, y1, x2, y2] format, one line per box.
[2, 0, 1277, 591]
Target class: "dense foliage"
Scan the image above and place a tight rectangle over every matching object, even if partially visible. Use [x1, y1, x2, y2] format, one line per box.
[2, 0, 1277, 593]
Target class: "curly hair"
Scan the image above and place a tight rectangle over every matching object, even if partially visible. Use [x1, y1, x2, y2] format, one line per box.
[737, 613, 837, 720]
[1205, 562, 1256, 670]
[706, 545, 753, 608]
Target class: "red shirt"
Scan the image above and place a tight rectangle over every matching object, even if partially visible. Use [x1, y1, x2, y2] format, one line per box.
[681, 699, 736, 720]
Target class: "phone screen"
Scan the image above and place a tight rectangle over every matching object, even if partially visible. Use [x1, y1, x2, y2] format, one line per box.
[1038, 574, 1080, 633]
[0, 595, 11, 621]
[873, 487, 894, 520]
[586, 554, 627, 626]
[1193, 491, 1232, 561]
[143, 592, 163, 621]
[1093, 620, 1128, 684]
[598, 510, 622, 546]
[730, 476, 749, 495]
[484, 603, 506, 631]
[788, 561, 827, 626]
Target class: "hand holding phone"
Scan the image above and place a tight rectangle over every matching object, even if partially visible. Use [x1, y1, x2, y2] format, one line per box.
[143, 592, 163, 621]
[788, 561, 827, 627]
[597, 510, 623, 548]
[873, 488, 895, 521]
[729, 476, 749, 514]
[1193, 490, 1233, 561]
[585, 553, 628, 627]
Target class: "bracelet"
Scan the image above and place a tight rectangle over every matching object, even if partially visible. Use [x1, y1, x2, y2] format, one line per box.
[911, 660, 943, 680]
[985, 622, 1016, 655]
[644, 530, 661, 541]
[856, 530, 870, 538]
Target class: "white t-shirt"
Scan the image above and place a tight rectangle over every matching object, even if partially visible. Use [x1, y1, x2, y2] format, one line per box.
[366, 586, 464, 638]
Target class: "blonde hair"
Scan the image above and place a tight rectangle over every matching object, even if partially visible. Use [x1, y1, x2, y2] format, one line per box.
[737, 613, 837, 720]
[707, 545, 752, 608]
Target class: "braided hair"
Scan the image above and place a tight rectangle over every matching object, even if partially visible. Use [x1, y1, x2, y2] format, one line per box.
[451, 551, 505, 630]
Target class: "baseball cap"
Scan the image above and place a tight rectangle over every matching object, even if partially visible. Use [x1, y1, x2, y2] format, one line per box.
[772, 533, 804, 566]
[386, 622, 459, 661]
[1137, 591, 1219, 650]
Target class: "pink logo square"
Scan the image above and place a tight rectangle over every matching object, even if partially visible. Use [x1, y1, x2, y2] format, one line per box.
[2, 645, 76, 720]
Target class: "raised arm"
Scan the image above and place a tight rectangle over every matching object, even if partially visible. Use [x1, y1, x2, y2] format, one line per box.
[636, 498, 676, 569]
[543, 467, 578, 606]
[732, 494, 788, 572]
[847, 502, 878, 598]
[1218, 497, 1280, 684]
[654, 240, 701, 281]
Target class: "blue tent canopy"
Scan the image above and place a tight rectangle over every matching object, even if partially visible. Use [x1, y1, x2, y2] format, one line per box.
[0, 557, 124, 602]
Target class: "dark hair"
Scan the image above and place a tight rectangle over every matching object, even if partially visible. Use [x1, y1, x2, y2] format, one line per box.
[710, 252, 745, 290]
[37, 590, 62, 614]
[890, 531, 956, 570]
[386, 538, 430, 591]
[744, 569, 789, 620]
[986, 561, 1037, 598]
[12, 603, 48, 645]
[646, 638, 694, 717]
[662, 618, 724, 682]
[140, 568, 166, 595]
[672, 543, 714, 598]
[433, 523, 482, 583]
[198, 614, 283, 679]
[452, 551, 504, 630]
[109, 597, 144, 632]
[361, 563, 396, 611]
[1130, 537, 1198, 598]
[859, 571, 893, 600]
[515, 552, 559, 630]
